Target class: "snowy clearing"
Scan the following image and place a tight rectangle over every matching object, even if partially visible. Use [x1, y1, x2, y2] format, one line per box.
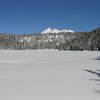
[0, 50, 100, 100]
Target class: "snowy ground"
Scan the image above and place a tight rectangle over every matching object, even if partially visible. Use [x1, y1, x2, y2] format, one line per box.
[0, 50, 100, 100]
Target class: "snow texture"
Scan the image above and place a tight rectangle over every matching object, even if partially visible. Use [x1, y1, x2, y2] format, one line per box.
[0, 50, 100, 100]
[41, 27, 74, 34]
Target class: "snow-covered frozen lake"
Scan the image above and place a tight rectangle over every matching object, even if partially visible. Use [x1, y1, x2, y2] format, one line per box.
[0, 50, 100, 100]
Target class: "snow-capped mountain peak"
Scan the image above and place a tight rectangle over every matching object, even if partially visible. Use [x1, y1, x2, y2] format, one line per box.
[41, 28, 74, 34]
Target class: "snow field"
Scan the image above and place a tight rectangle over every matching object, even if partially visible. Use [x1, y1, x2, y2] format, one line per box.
[0, 50, 99, 100]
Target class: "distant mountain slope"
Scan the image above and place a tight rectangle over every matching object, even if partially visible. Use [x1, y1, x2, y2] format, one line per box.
[65, 28, 100, 50]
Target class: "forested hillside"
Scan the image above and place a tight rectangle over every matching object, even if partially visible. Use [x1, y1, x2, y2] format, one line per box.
[0, 28, 100, 50]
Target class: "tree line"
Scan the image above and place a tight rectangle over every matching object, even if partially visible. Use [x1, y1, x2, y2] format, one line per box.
[0, 28, 100, 51]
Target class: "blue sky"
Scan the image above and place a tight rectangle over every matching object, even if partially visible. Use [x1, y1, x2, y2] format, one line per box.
[0, 0, 100, 34]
